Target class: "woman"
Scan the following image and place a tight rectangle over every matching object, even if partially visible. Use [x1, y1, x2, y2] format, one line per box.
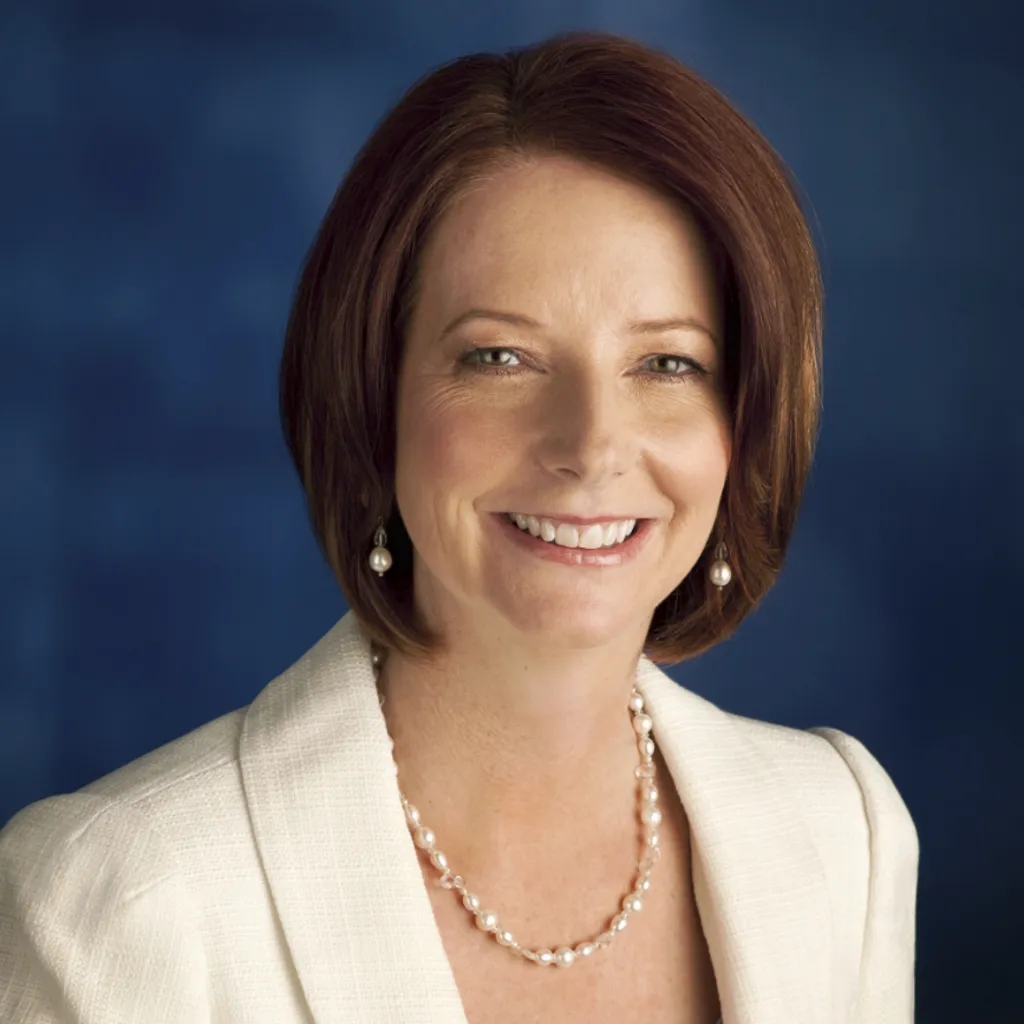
[0, 30, 918, 1024]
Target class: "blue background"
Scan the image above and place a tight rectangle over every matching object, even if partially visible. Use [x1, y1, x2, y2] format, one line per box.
[1, 1, 1021, 1020]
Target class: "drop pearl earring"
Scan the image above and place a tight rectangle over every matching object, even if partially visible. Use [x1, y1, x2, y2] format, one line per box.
[368, 520, 392, 576]
[708, 541, 733, 589]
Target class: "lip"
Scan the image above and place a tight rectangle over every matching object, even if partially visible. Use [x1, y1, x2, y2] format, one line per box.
[489, 512, 655, 567]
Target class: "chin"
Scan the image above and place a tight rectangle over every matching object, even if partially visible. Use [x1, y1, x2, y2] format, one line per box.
[489, 590, 651, 649]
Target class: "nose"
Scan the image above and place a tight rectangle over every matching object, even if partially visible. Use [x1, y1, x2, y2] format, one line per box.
[535, 368, 638, 483]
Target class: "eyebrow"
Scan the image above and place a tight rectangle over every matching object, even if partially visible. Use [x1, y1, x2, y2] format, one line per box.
[439, 308, 719, 346]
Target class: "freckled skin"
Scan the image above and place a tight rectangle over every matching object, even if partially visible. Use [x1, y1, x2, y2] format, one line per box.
[395, 154, 731, 650]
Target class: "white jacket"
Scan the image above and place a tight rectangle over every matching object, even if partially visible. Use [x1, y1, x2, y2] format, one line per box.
[0, 610, 918, 1022]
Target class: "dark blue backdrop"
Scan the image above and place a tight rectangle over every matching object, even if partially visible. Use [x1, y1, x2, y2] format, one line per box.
[2, 1, 1021, 1020]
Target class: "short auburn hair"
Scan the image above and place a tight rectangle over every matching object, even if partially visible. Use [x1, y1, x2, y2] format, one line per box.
[279, 30, 822, 665]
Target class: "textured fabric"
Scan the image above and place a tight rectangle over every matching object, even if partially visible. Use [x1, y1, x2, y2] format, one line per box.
[0, 610, 919, 1022]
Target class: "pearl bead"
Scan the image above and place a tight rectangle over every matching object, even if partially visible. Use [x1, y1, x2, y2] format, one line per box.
[405, 805, 421, 826]
[597, 931, 615, 946]
[537, 949, 555, 965]
[638, 737, 655, 758]
[496, 930, 516, 946]
[462, 893, 480, 913]
[628, 692, 645, 713]
[639, 876, 652, 892]
[414, 827, 435, 850]
[476, 911, 499, 932]
[632, 713, 653, 735]
[646, 831, 660, 848]
[554, 946, 576, 967]
[642, 782, 658, 802]
[624, 895, 643, 913]
[577, 942, 596, 957]
[611, 913, 629, 932]
[369, 546, 392, 575]
[429, 850, 448, 871]
[641, 806, 662, 827]
[709, 559, 732, 588]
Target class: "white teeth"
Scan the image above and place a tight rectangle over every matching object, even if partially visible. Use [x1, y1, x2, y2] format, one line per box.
[507, 514, 638, 549]
[554, 522, 580, 548]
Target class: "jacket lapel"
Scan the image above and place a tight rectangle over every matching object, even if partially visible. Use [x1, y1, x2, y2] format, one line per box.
[240, 612, 469, 1023]
[635, 656, 835, 1024]
[241, 611, 833, 1023]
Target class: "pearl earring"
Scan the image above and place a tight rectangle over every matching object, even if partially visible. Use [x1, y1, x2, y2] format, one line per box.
[368, 518, 392, 576]
[708, 541, 733, 590]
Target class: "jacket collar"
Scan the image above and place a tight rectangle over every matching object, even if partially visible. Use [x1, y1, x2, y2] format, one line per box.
[240, 611, 832, 1023]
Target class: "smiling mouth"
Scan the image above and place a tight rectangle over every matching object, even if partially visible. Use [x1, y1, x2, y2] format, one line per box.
[503, 512, 640, 549]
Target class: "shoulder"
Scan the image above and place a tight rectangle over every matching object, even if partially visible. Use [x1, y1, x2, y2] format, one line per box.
[729, 712, 918, 856]
[732, 713, 920, 1001]
[727, 712, 919, 921]
[0, 791, 175, 912]
[0, 789, 213, 1019]
[0, 704, 247, 912]
[732, 714, 919, 1012]
[80, 704, 246, 805]
[806, 726, 919, 853]
[0, 709, 252, 1020]
[0, 610, 367, 885]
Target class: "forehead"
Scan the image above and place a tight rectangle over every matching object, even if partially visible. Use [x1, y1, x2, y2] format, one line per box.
[413, 155, 717, 321]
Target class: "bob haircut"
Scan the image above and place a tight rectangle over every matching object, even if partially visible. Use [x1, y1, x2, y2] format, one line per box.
[279, 30, 822, 665]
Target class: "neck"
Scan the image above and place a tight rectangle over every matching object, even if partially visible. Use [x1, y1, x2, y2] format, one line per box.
[375, 634, 648, 875]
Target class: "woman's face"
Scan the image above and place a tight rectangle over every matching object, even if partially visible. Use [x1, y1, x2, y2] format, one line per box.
[394, 154, 730, 651]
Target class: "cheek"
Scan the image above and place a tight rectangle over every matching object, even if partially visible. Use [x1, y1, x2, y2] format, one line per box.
[395, 394, 518, 565]
[396, 390, 517, 497]
[697, 414, 732, 488]
[654, 408, 731, 508]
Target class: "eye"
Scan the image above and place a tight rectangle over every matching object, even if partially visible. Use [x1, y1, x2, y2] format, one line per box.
[642, 354, 708, 381]
[458, 347, 709, 381]
[459, 346, 524, 374]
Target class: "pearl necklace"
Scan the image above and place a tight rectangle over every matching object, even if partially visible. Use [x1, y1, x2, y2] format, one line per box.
[370, 646, 663, 968]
